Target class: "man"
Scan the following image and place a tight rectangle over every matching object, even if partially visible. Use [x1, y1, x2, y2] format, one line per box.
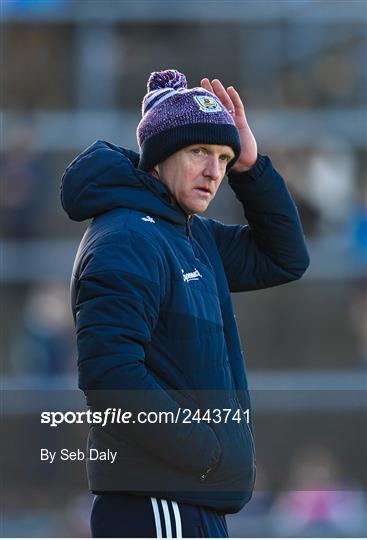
[61, 69, 309, 538]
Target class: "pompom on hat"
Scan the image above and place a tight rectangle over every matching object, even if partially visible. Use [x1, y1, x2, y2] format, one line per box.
[137, 69, 241, 172]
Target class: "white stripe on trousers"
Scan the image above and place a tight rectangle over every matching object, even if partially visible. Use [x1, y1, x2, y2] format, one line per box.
[171, 501, 182, 538]
[161, 500, 172, 538]
[150, 497, 182, 538]
[151, 497, 163, 538]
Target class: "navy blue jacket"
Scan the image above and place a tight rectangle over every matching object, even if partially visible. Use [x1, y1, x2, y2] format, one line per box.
[61, 140, 309, 513]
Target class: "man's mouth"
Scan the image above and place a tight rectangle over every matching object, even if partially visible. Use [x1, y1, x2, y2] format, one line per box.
[193, 186, 212, 196]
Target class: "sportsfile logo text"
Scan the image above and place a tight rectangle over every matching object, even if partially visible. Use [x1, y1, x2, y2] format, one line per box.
[41, 407, 250, 427]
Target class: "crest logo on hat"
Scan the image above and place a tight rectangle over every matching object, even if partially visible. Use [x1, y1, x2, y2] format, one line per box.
[193, 95, 223, 113]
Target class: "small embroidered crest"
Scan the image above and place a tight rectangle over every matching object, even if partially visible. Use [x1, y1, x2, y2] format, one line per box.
[193, 95, 222, 113]
[141, 215, 155, 223]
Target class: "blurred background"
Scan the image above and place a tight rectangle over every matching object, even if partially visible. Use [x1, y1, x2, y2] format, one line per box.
[1, 0, 367, 537]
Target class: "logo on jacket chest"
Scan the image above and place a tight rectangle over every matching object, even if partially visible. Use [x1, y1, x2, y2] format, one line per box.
[181, 267, 202, 283]
[141, 215, 155, 223]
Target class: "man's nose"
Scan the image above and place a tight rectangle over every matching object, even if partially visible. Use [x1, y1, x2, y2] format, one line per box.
[203, 157, 221, 180]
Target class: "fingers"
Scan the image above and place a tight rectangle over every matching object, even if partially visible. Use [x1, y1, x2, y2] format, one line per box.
[211, 79, 235, 113]
[201, 78, 243, 116]
[200, 78, 213, 93]
[226, 86, 245, 116]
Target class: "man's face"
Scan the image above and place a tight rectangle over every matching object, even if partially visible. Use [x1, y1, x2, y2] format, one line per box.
[151, 144, 235, 215]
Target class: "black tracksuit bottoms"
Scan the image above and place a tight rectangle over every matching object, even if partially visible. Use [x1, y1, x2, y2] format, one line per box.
[91, 492, 229, 538]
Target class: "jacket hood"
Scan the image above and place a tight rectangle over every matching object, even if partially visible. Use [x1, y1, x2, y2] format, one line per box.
[60, 140, 187, 225]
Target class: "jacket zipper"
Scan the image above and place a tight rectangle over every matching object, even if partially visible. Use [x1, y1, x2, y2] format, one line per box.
[200, 465, 213, 482]
[235, 395, 256, 456]
[185, 215, 191, 237]
[246, 421, 256, 456]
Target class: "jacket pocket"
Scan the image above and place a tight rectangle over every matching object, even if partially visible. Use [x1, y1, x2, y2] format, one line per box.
[197, 396, 256, 492]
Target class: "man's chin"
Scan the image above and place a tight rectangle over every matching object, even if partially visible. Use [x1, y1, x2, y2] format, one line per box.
[189, 206, 209, 216]
[184, 200, 210, 215]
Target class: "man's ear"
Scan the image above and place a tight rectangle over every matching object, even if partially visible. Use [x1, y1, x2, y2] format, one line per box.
[150, 168, 160, 179]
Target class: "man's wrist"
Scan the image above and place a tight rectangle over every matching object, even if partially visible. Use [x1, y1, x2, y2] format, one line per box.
[231, 156, 258, 174]
[228, 154, 267, 181]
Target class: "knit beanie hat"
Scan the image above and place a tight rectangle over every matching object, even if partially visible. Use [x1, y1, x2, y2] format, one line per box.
[137, 69, 241, 172]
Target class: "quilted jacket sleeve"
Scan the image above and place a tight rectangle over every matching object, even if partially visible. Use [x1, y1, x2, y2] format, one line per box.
[207, 155, 310, 292]
[73, 230, 221, 475]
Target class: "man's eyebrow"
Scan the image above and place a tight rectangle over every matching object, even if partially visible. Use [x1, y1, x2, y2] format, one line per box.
[221, 151, 235, 160]
[190, 146, 234, 159]
[216, 148, 235, 159]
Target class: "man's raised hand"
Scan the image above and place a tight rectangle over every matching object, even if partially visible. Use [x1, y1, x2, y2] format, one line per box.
[201, 78, 258, 172]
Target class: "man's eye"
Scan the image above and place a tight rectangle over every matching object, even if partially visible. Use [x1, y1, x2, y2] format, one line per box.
[192, 148, 204, 155]
[220, 155, 231, 162]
